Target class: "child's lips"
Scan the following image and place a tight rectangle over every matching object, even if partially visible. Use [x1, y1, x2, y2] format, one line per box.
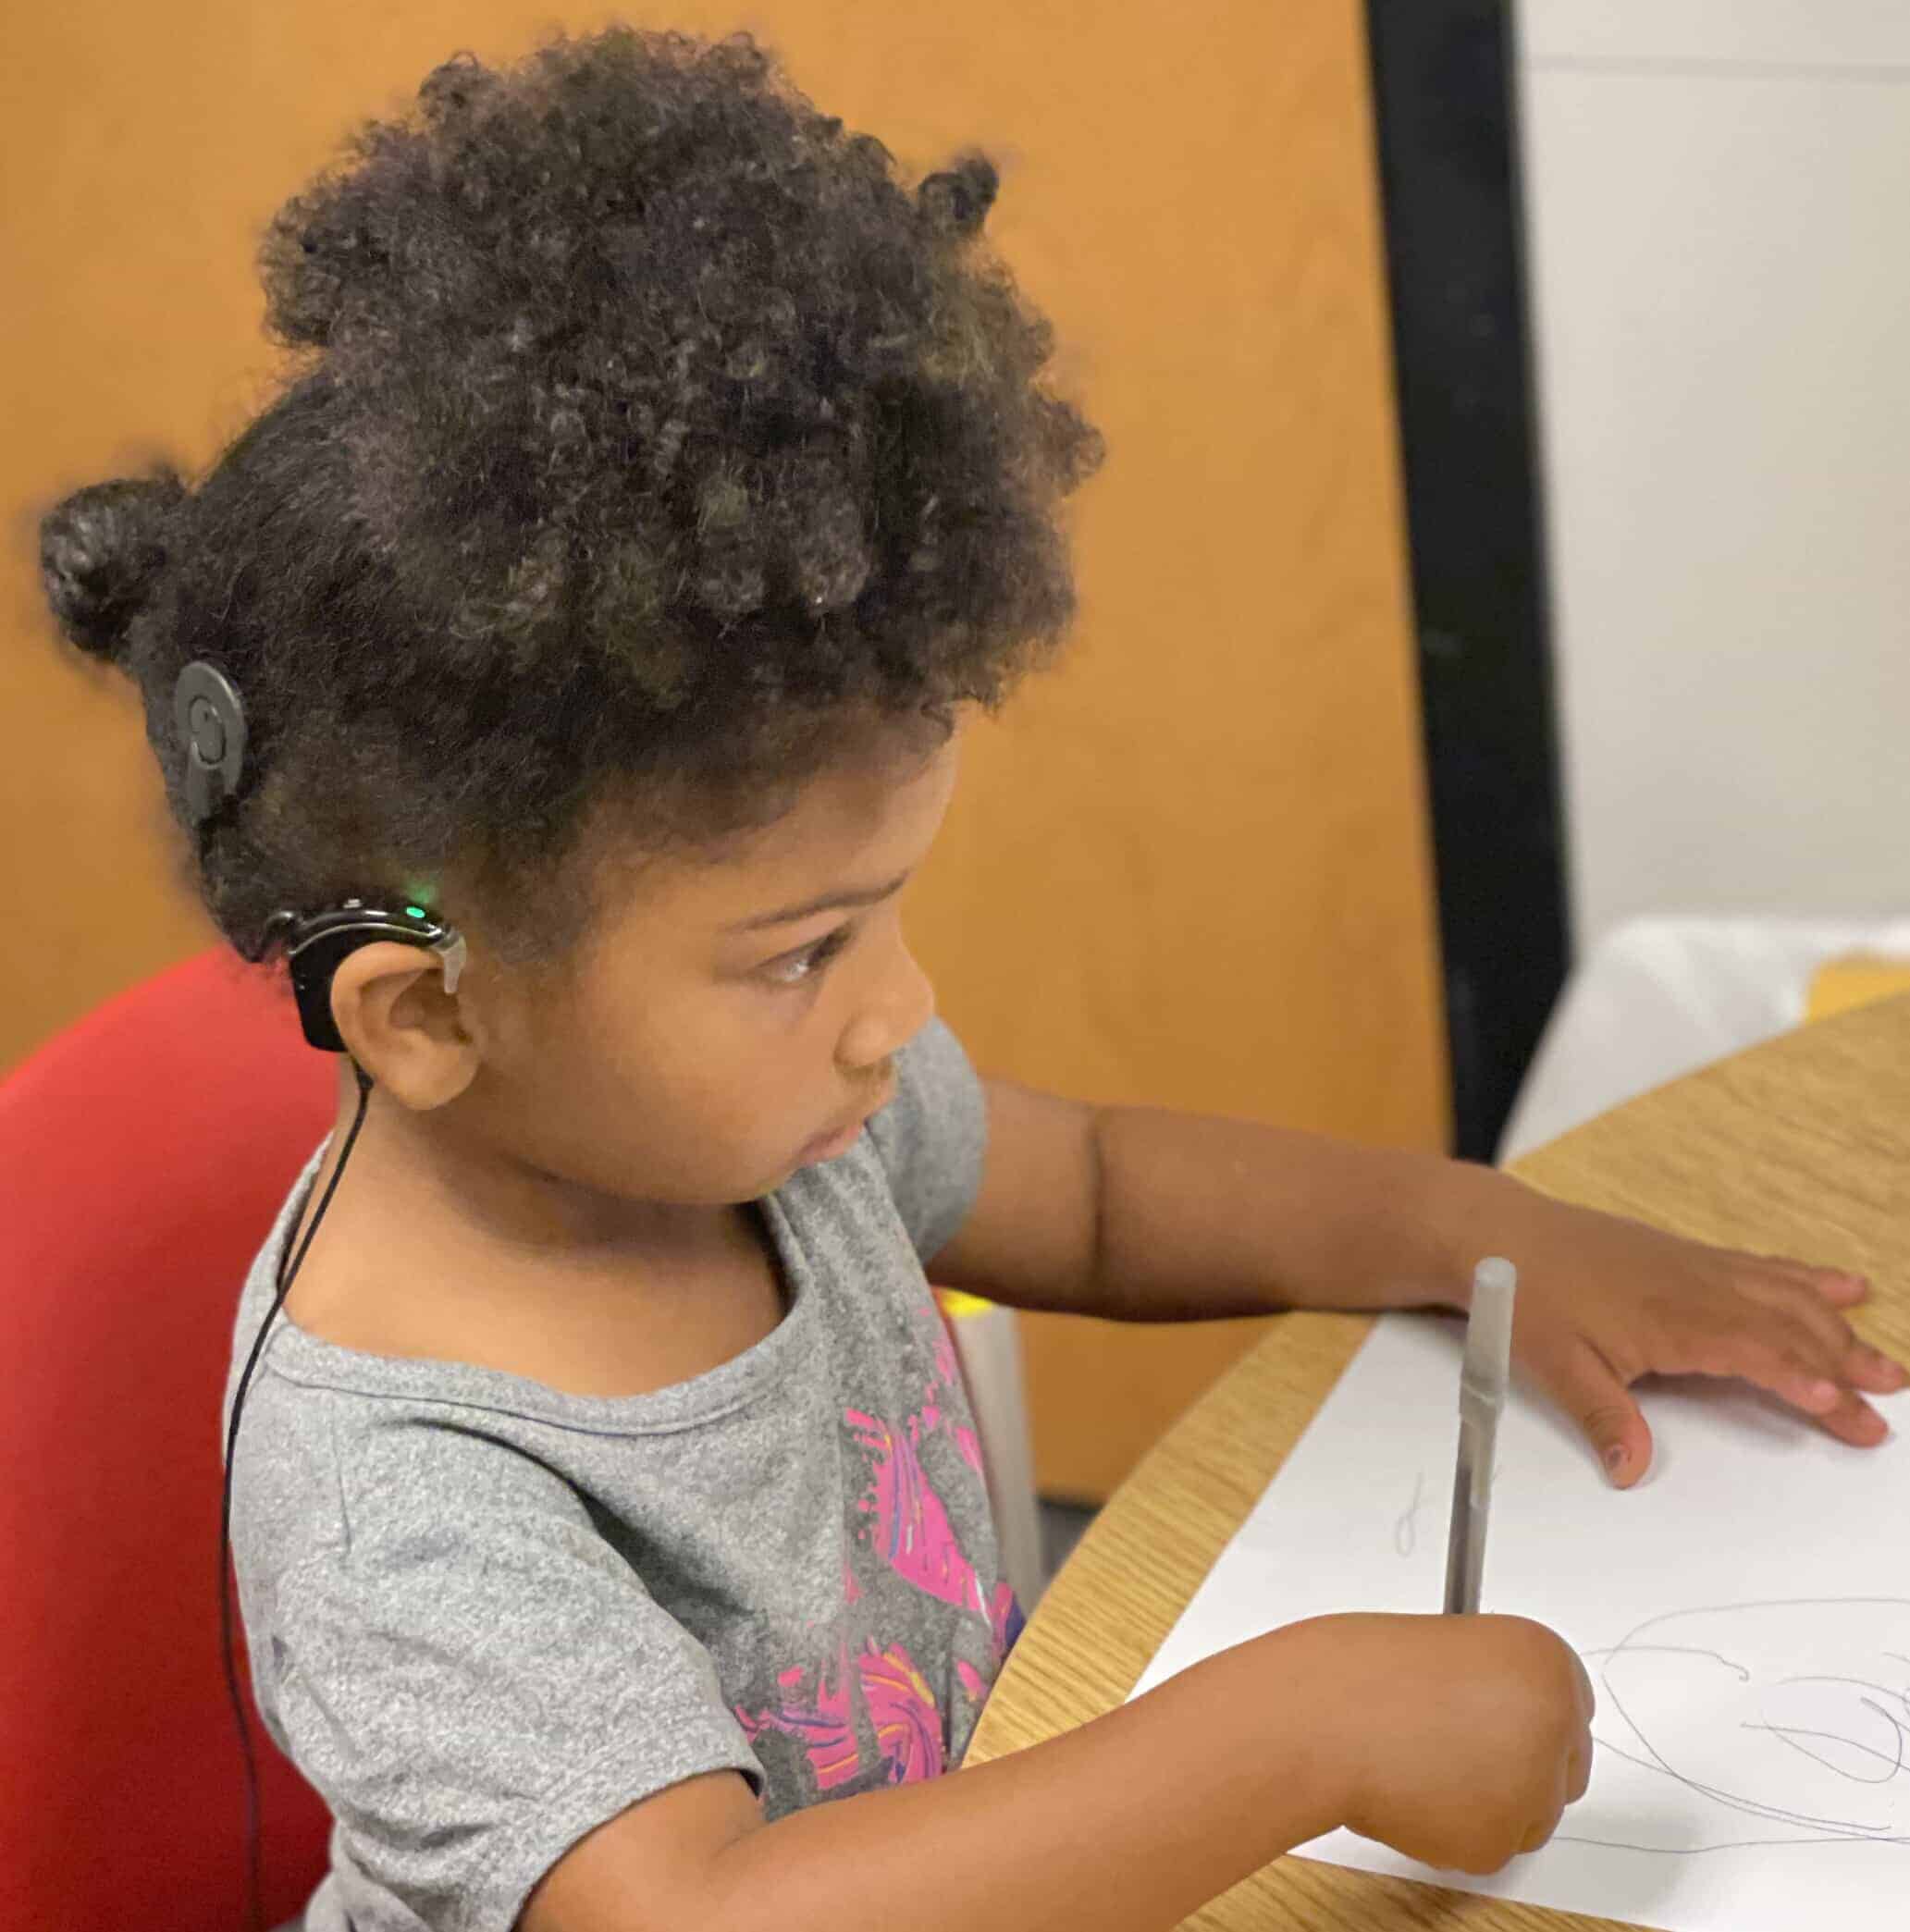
[795, 1119, 863, 1164]
[795, 1084, 893, 1165]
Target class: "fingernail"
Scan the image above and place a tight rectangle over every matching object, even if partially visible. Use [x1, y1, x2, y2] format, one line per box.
[1604, 1445, 1626, 1478]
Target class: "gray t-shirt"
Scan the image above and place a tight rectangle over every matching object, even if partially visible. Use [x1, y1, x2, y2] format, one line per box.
[223, 1017, 1020, 1932]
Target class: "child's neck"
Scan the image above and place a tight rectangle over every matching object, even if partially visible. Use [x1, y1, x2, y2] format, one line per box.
[303, 1062, 741, 1281]
[278, 1065, 789, 1397]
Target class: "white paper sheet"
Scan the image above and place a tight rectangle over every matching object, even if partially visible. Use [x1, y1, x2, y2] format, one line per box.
[1129, 1313, 1910, 1932]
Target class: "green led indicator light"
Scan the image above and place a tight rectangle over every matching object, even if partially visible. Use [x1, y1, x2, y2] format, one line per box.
[405, 905, 427, 919]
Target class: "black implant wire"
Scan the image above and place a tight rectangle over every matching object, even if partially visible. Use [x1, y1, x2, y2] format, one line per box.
[218, 1057, 373, 1932]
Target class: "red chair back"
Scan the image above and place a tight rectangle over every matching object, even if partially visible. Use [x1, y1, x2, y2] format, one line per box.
[0, 948, 337, 1932]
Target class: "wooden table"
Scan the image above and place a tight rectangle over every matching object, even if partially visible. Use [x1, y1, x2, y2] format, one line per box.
[965, 993, 1910, 1929]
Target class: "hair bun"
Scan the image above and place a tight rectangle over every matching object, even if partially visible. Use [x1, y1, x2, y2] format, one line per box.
[917, 153, 999, 239]
[39, 473, 186, 665]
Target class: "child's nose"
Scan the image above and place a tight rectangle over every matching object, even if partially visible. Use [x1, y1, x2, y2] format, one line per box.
[839, 939, 934, 1071]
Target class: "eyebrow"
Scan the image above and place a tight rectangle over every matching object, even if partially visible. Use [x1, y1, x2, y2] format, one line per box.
[727, 869, 912, 933]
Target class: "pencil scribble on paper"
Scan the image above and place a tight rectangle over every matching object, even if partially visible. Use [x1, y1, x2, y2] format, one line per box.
[1556, 1598, 1910, 1855]
[1394, 1471, 1426, 1558]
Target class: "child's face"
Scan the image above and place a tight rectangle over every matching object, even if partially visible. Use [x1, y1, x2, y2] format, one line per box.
[488, 717, 962, 1210]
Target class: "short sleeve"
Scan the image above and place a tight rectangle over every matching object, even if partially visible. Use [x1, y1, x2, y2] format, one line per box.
[259, 1425, 764, 1932]
[865, 1015, 988, 1262]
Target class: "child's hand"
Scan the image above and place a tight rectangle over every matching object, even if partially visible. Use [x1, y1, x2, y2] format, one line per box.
[1297, 1610, 1593, 1874]
[1479, 1180, 1907, 1485]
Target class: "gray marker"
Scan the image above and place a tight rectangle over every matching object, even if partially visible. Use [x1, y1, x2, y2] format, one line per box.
[1443, 1257, 1518, 1615]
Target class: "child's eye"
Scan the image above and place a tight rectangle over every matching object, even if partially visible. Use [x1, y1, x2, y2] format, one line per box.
[764, 926, 852, 986]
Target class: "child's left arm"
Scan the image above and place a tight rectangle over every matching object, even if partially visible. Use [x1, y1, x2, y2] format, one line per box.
[926, 1079, 1907, 1486]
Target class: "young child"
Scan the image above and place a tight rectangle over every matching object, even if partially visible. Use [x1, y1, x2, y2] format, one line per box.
[38, 28, 1904, 1932]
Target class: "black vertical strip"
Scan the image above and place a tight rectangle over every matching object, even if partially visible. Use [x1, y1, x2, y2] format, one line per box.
[1363, 0, 1571, 1162]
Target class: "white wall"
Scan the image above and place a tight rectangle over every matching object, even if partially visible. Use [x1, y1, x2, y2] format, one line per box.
[1515, 2, 1910, 951]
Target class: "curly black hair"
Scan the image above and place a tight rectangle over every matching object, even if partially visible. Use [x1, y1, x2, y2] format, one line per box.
[38, 27, 1102, 977]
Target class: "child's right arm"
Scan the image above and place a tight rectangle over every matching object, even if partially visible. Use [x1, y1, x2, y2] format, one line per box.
[519, 1611, 1594, 1932]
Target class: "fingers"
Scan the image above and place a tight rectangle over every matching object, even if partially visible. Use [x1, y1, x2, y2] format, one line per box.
[1729, 1341, 1890, 1443]
[1733, 1254, 1908, 1389]
[1565, 1656, 1595, 1803]
[1730, 1247, 1865, 1291]
[1739, 1275, 1908, 1394]
[1743, 1273, 1862, 1357]
[1682, 1291, 1899, 1444]
[1728, 1247, 1867, 1292]
[1744, 1313, 1866, 1408]
[1814, 1388, 1893, 1447]
[1753, 1329, 1895, 1446]
[1531, 1337, 1654, 1486]
[1788, 1274, 1908, 1396]
[1806, 1269, 1870, 1308]
[1519, 1805, 1561, 1856]
[1522, 1717, 1595, 1860]
[1544, 1302, 1896, 1478]
[1519, 1759, 1584, 1861]
[1848, 1344, 1910, 1394]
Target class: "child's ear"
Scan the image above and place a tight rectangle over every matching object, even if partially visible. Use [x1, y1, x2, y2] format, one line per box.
[328, 941, 481, 1111]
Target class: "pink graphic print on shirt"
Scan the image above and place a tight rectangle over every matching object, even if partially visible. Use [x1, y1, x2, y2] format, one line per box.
[734, 1646, 863, 1792]
[858, 1642, 943, 1782]
[845, 1317, 1025, 1665]
[735, 1637, 944, 1790]
[735, 1310, 1022, 1802]
[844, 1409, 988, 1618]
[927, 1329, 986, 1477]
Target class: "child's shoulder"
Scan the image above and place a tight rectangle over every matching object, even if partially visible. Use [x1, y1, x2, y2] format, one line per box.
[281, 1198, 790, 1401]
